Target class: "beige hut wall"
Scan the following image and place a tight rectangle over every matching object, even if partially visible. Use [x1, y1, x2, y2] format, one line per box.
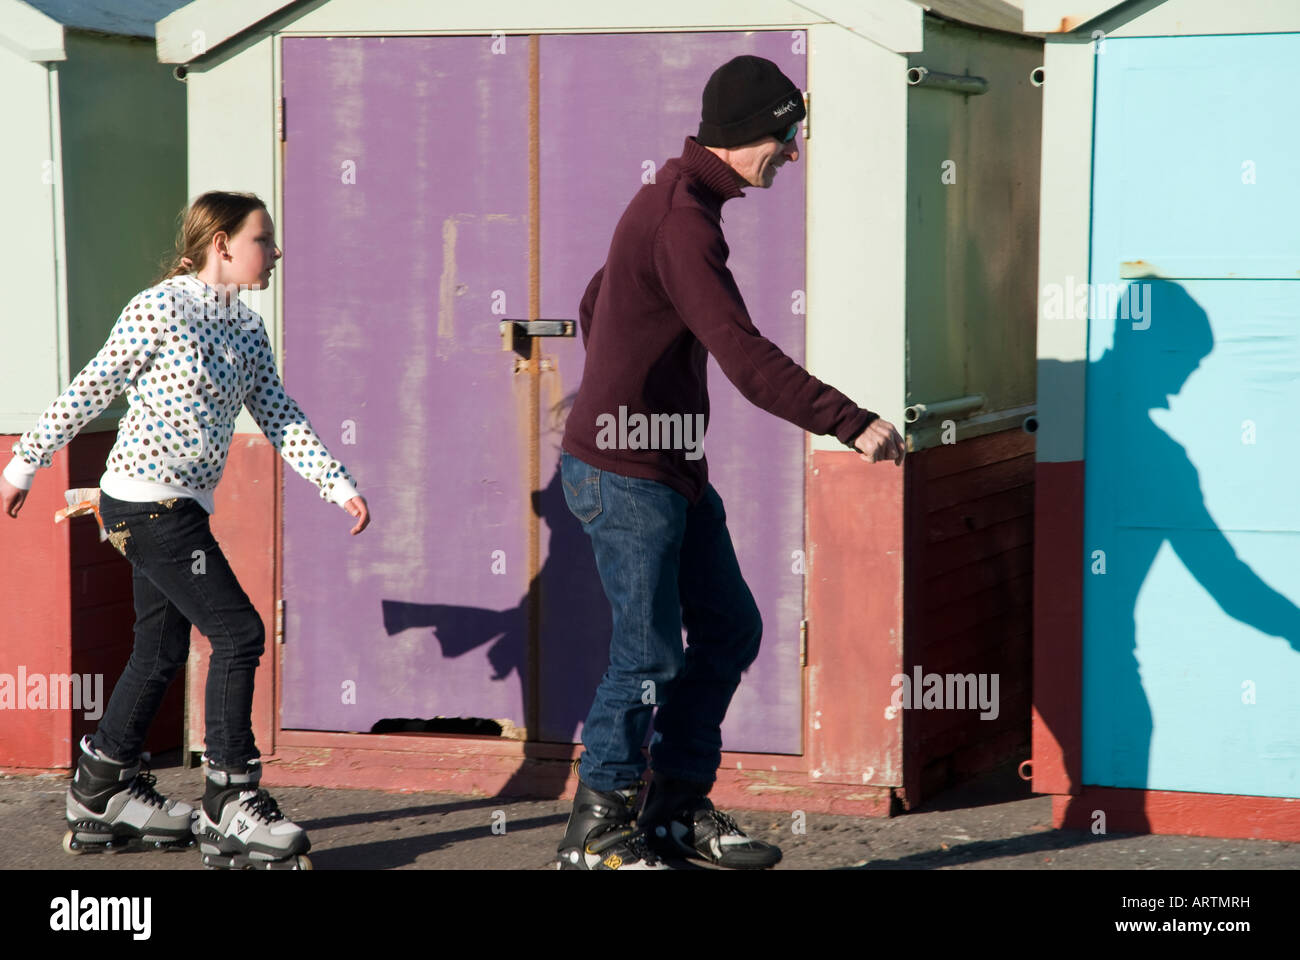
[903, 18, 1042, 449]
[0, 44, 63, 431]
[182, 34, 278, 435]
[806, 22, 909, 449]
[58, 30, 187, 433]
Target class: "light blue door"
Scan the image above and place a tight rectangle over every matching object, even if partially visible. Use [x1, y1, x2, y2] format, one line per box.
[1084, 34, 1300, 797]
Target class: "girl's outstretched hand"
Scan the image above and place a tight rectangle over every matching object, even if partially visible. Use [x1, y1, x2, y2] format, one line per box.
[0, 476, 27, 518]
[344, 495, 370, 535]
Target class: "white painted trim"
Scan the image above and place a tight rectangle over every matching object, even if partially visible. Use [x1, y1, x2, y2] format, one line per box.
[917, 0, 1027, 35]
[1103, 0, 1300, 37]
[157, 0, 286, 63]
[1030, 0, 1300, 37]
[1023, 0, 1122, 33]
[790, 0, 923, 52]
[0, 0, 65, 61]
[1034, 40, 1092, 464]
[158, 0, 925, 63]
[48, 60, 67, 390]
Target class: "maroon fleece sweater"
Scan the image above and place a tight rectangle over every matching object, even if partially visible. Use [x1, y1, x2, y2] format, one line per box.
[561, 136, 876, 503]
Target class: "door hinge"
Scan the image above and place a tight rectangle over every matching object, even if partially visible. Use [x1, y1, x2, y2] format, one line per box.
[799, 618, 808, 666]
[276, 96, 285, 141]
[275, 599, 285, 644]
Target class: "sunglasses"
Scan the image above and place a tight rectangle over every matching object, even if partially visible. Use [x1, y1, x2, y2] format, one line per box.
[774, 122, 799, 144]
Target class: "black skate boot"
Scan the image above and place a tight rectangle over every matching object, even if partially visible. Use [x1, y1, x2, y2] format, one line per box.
[639, 774, 782, 869]
[556, 779, 670, 870]
[196, 758, 312, 870]
[63, 736, 196, 854]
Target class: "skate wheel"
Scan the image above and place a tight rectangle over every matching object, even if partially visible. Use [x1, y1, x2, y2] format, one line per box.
[296, 855, 312, 870]
[62, 831, 83, 855]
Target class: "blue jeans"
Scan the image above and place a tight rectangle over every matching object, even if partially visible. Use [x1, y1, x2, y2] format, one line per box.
[560, 452, 762, 792]
[93, 491, 265, 769]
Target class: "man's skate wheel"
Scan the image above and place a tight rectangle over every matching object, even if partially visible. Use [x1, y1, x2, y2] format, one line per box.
[295, 855, 312, 870]
[62, 831, 83, 855]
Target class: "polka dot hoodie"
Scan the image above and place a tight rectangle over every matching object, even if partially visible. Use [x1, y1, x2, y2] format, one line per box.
[2, 274, 358, 514]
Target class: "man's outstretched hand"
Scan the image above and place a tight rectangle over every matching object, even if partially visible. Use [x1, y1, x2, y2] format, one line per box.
[0, 476, 27, 518]
[344, 495, 370, 535]
[854, 419, 905, 466]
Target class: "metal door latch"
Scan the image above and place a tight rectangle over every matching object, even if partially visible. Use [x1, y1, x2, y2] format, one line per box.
[500, 319, 575, 352]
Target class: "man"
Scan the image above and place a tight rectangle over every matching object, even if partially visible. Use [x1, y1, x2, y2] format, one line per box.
[557, 55, 904, 870]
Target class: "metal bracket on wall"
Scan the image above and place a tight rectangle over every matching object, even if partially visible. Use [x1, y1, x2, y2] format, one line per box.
[500, 319, 575, 354]
[513, 357, 555, 375]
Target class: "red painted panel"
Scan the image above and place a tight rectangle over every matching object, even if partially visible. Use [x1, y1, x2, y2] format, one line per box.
[805, 448, 903, 790]
[185, 434, 277, 759]
[1, 430, 183, 768]
[0, 436, 73, 768]
[1032, 460, 1084, 795]
[1054, 788, 1300, 842]
[264, 732, 892, 816]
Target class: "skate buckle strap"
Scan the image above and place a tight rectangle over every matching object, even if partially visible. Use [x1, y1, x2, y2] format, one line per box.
[80, 737, 140, 782]
[204, 761, 261, 789]
[584, 826, 661, 866]
[584, 826, 635, 856]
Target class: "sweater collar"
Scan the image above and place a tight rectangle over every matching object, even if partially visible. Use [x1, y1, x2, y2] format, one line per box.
[679, 137, 746, 203]
[174, 274, 260, 329]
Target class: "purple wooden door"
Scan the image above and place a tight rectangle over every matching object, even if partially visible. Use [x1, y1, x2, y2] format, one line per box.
[282, 32, 807, 755]
[281, 37, 531, 731]
[537, 32, 807, 754]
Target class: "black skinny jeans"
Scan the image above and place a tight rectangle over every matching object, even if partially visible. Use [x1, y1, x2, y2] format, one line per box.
[93, 491, 264, 770]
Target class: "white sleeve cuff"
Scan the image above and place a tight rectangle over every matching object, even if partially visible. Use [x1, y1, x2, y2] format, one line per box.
[3, 455, 37, 491]
[329, 476, 359, 507]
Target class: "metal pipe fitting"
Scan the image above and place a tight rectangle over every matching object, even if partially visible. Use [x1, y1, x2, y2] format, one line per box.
[906, 67, 989, 95]
[904, 394, 986, 425]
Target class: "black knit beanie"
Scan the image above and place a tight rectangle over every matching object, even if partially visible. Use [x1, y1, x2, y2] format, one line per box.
[697, 55, 805, 148]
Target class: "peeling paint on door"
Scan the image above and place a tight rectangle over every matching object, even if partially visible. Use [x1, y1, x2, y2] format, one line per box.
[439, 216, 458, 343]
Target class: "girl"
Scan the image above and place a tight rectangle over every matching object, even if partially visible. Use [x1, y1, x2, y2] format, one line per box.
[0, 191, 369, 869]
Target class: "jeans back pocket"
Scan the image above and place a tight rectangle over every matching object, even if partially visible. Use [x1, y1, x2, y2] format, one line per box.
[103, 516, 135, 559]
[560, 453, 603, 524]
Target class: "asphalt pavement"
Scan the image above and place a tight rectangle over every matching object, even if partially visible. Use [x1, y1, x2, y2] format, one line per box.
[3, 757, 1297, 870]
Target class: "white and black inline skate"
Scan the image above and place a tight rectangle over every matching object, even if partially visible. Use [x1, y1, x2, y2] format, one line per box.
[638, 774, 783, 869]
[195, 757, 312, 870]
[63, 735, 197, 855]
[556, 778, 671, 870]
